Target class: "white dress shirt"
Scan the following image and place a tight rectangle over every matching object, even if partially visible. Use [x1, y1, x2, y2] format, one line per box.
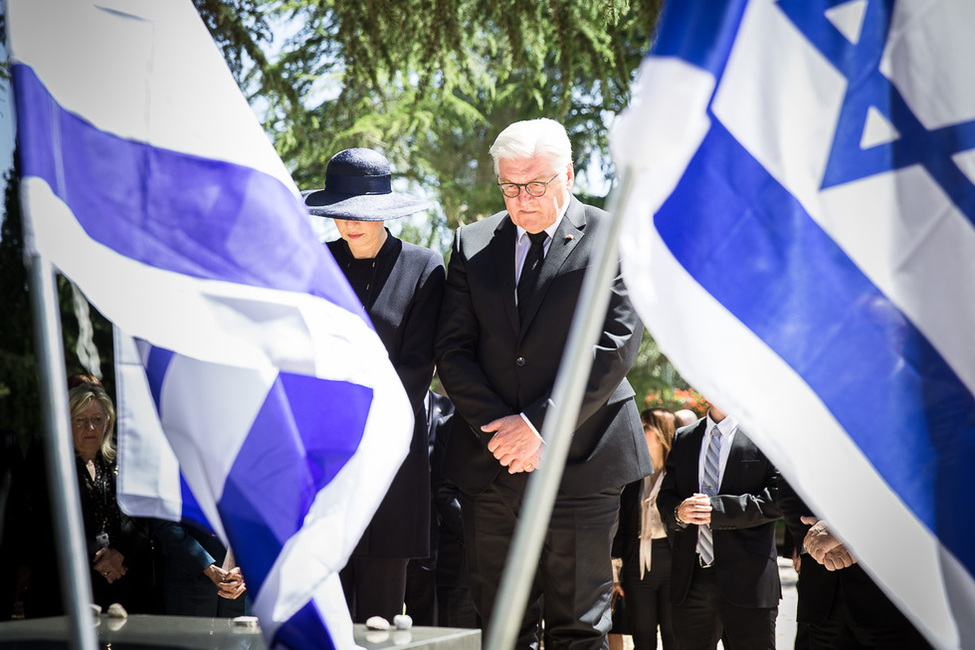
[697, 413, 738, 492]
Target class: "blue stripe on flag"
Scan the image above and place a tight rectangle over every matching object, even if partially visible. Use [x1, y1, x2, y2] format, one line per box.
[655, 120, 975, 576]
[218, 372, 373, 592]
[178, 472, 213, 534]
[12, 63, 362, 316]
[651, 0, 746, 78]
[145, 346, 174, 413]
[273, 601, 337, 650]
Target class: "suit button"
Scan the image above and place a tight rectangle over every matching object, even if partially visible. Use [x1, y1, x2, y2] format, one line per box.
[516, 356, 526, 366]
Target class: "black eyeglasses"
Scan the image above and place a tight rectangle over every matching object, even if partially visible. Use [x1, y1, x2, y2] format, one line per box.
[498, 173, 561, 198]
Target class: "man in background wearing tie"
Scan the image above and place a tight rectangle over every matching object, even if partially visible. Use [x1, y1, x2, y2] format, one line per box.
[435, 118, 651, 649]
[657, 405, 782, 649]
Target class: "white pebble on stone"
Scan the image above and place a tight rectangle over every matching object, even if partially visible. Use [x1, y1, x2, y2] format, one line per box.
[106, 603, 128, 618]
[365, 615, 390, 630]
[393, 614, 413, 630]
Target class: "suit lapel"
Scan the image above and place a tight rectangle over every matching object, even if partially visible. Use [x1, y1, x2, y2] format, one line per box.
[684, 421, 707, 495]
[491, 217, 519, 334]
[520, 197, 585, 332]
[719, 427, 746, 492]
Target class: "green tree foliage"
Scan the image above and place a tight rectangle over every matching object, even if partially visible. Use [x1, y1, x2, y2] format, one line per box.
[629, 330, 705, 413]
[194, 0, 663, 232]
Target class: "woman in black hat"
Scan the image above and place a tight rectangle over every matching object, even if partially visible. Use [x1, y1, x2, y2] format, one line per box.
[304, 148, 445, 625]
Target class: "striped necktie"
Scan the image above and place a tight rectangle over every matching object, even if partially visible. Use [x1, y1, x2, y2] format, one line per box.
[698, 426, 722, 566]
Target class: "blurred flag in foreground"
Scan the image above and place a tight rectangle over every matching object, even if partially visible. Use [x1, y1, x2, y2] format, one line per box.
[612, 1, 975, 648]
[8, 0, 413, 647]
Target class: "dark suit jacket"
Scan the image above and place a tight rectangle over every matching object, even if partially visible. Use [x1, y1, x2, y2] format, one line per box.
[415, 390, 455, 571]
[657, 421, 781, 608]
[435, 196, 651, 496]
[329, 234, 445, 558]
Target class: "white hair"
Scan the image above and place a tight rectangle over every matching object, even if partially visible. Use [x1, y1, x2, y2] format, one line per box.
[489, 118, 572, 175]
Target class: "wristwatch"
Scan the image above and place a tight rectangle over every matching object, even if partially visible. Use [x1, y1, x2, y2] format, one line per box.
[674, 507, 688, 527]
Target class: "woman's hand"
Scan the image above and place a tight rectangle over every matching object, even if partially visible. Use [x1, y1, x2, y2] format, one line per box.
[610, 557, 624, 608]
[93, 548, 128, 584]
[611, 581, 625, 609]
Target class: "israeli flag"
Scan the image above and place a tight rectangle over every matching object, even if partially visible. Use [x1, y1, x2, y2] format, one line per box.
[612, 1, 975, 648]
[9, 1, 413, 648]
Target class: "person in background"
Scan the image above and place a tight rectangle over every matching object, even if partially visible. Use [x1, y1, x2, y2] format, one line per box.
[304, 148, 445, 624]
[429, 392, 480, 629]
[777, 479, 932, 649]
[612, 408, 679, 649]
[673, 409, 698, 428]
[657, 403, 781, 649]
[154, 520, 248, 617]
[24, 384, 157, 616]
[3, 374, 104, 619]
[404, 389, 454, 625]
[67, 373, 102, 390]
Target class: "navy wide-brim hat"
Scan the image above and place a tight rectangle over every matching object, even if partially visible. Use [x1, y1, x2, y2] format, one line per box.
[302, 148, 434, 221]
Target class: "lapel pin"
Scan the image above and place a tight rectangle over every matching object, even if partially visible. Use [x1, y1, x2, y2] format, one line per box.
[565, 234, 574, 241]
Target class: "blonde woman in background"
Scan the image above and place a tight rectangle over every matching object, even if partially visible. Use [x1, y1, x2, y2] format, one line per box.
[24, 384, 157, 617]
[612, 408, 681, 649]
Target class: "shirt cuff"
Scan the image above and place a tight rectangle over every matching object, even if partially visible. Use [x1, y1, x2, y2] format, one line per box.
[519, 413, 543, 440]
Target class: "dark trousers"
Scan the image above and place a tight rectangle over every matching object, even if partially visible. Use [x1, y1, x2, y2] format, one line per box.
[437, 584, 480, 628]
[807, 583, 932, 650]
[621, 539, 676, 650]
[340, 556, 409, 623]
[461, 471, 621, 650]
[405, 557, 437, 626]
[671, 564, 777, 650]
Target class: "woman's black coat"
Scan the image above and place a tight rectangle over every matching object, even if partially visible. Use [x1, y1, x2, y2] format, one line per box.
[327, 232, 445, 558]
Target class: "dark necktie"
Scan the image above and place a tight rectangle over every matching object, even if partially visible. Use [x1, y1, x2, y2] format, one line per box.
[517, 231, 548, 321]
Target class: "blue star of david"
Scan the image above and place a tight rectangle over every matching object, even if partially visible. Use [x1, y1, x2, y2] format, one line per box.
[778, 0, 975, 226]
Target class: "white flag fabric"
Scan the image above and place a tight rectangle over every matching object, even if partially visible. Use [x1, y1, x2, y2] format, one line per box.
[8, 1, 414, 648]
[612, 1, 975, 648]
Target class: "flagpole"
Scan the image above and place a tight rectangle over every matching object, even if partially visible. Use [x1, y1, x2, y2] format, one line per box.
[484, 168, 637, 650]
[27, 253, 99, 650]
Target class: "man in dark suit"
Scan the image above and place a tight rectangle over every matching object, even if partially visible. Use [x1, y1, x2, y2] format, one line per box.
[657, 406, 781, 649]
[435, 118, 651, 650]
[777, 479, 933, 649]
